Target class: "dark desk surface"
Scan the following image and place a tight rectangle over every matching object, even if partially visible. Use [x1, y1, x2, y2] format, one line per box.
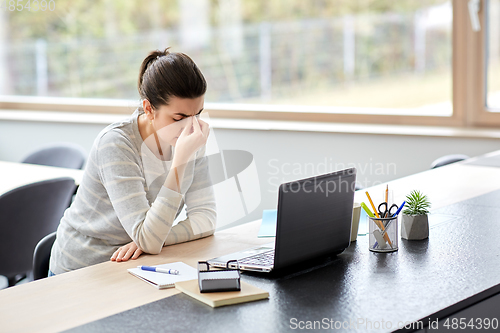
[67, 190, 500, 333]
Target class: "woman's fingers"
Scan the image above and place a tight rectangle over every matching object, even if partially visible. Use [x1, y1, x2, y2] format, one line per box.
[193, 115, 202, 134]
[122, 247, 136, 261]
[115, 247, 128, 262]
[198, 119, 210, 138]
[110, 242, 143, 262]
[110, 249, 119, 261]
[186, 116, 194, 134]
[192, 117, 208, 143]
[131, 248, 143, 260]
[178, 117, 193, 139]
[172, 116, 209, 166]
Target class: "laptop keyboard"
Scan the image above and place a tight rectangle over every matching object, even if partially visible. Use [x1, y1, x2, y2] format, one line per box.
[238, 250, 275, 266]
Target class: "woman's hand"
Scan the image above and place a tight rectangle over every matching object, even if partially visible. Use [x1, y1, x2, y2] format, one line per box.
[173, 116, 209, 166]
[110, 241, 143, 262]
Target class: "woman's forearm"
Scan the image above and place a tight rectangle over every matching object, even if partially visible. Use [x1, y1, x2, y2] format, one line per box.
[163, 161, 186, 193]
[163, 218, 215, 246]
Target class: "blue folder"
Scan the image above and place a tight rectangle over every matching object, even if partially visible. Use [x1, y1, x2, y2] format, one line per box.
[257, 209, 277, 238]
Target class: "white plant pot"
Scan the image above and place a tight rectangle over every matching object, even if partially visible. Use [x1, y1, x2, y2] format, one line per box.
[401, 214, 429, 240]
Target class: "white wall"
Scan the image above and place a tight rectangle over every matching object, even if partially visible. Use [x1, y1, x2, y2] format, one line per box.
[1, 118, 498, 229]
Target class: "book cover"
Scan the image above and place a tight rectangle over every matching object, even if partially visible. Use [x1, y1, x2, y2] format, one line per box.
[175, 279, 269, 308]
[128, 262, 197, 289]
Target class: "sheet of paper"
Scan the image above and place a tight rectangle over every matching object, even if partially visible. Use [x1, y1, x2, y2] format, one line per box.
[128, 262, 197, 289]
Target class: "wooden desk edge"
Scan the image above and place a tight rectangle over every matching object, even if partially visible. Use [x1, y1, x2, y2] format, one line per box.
[0, 220, 270, 333]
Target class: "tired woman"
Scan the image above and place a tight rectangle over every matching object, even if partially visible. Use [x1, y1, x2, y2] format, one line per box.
[49, 48, 216, 275]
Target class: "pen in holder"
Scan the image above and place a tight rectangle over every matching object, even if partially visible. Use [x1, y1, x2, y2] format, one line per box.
[198, 260, 241, 293]
[369, 215, 398, 252]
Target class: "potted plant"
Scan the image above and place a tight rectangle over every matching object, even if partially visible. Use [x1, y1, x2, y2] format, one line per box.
[401, 190, 431, 240]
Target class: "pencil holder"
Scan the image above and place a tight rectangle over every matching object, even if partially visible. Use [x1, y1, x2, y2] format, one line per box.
[369, 215, 398, 252]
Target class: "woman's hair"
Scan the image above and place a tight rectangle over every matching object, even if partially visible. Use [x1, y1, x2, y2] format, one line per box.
[138, 47, 207, 109]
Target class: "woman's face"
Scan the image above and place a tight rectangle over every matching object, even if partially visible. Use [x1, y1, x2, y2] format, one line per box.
[145, 95, 204, 146]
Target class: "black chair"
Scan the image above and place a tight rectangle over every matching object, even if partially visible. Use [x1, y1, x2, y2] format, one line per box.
[33, 232, 56, 281]
[0, 178, 76, 287]
[430, 154, 470, 169]
[22, 143, 86, 170]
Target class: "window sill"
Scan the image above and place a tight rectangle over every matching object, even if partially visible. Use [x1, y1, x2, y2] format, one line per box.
[1, 109, 500, 140]
[0, 95, 452, 116]
[0, 95, 463, 126]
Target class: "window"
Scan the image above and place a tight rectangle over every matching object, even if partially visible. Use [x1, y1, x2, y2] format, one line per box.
[460, 0, 500, 126]
[487, 0, 500, 111]
[0, 0, 496, 127]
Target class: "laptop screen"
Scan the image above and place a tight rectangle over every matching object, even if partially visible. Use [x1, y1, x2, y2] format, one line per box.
[273, 168, 356, 270]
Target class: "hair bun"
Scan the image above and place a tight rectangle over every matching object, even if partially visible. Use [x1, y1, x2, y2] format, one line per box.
[137, 47, 206, 109]
[155, 48, 170, 60]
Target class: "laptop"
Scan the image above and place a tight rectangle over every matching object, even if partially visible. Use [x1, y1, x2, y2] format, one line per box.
[208, 168, 356, 272]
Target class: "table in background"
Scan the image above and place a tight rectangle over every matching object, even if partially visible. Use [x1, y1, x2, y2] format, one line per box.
[0, 161, 83, 195]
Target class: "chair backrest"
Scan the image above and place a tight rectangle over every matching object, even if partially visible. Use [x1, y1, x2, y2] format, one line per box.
[430, 154, 470, 169]
[22, 143, 86, 170]
[33, 232, 57, 280]
[0, 178, 76, 278]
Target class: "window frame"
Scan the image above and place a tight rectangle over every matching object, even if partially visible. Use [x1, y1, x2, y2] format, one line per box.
[0, 0, 495, 128]
[471, 0, 500, 126]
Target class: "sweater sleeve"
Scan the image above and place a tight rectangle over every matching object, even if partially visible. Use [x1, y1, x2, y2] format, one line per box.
[96, 130, 183, 254]
[164, 145, 217, 245]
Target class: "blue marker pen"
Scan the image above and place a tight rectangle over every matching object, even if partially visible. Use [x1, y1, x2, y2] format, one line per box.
[391, 201, 406, 217]
[138, 266, 179, 275]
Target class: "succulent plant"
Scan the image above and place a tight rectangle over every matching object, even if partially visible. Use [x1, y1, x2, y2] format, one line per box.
[403, 190, 431, 215]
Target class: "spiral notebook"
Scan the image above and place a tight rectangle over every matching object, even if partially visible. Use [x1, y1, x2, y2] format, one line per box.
[128, 262, 197, 289]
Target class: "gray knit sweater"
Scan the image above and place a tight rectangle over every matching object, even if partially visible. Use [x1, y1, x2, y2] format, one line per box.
[49, 109, 216, 274]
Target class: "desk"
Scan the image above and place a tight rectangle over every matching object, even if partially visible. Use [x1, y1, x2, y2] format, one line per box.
[0, 161, 83, 195]
[0, 160, 500, 333]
